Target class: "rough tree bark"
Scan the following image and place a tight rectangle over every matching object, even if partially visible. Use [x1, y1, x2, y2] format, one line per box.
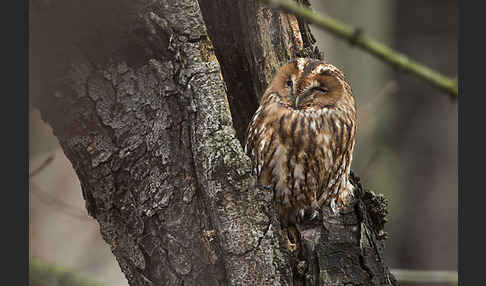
[30, 0, 395, 285]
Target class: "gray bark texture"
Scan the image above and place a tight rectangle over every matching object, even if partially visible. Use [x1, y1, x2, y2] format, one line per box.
[30, 0, 396, 285]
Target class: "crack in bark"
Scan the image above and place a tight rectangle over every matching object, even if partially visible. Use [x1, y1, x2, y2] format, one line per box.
[184, 82, 229, 284]
[234, 218, 273, 258]
[357, 224, 374, 283]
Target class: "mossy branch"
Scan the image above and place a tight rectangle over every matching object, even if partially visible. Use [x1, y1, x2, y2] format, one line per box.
[391, 269, 458, 284]
[29, 258, 105, 286]
[262, 0, 458, 98]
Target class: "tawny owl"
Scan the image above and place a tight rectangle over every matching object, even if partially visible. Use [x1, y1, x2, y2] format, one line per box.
[245, 58, 357, 227]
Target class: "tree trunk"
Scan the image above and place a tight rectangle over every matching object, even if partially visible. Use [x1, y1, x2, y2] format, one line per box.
[30, 0, 396, 285]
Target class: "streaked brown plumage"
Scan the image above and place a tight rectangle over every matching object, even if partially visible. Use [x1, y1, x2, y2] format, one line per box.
[245, 58, 357, 226]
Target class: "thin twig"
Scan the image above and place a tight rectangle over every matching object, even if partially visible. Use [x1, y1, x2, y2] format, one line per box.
[30, 257, 105, 286]
[391, 269, 458, 284]
[29, 155, 55, 178]
[358, 148, 382, 179]
[261, 0, 458, 98]
[360, 81, 398, 114]
[30, 182, 93, 222]
[29, 155, 92, 221]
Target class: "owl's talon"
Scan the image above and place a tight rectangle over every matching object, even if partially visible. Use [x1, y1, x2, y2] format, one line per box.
[309, 209, 320, 222]
[283, 227, 299, 252]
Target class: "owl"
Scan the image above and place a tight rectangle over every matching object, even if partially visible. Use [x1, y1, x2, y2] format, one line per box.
[245, 58, 357, 227]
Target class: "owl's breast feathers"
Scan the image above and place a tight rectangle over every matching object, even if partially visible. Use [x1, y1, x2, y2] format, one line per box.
[245, 97, 356, 214]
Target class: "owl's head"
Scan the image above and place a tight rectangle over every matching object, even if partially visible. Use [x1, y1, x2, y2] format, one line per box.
[265, 58, 352, 110]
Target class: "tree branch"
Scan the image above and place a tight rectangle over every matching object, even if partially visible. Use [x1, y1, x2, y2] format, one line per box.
[391, 269, 458, 284]
[261, 0, 458, 99]
[30, 258, 105, 286]
[29, 155, 54, 178]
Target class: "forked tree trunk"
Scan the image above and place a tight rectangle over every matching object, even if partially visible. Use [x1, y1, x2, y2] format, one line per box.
[30, 0, 396, 285]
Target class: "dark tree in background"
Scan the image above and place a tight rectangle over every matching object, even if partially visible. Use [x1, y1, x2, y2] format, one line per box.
[389, 0, 457, 274]
[304, 0, 457, 279]
[30, 0, 395, 285]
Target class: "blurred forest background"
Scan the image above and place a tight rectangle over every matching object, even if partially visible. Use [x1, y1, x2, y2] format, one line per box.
[29, 0, 457, 285]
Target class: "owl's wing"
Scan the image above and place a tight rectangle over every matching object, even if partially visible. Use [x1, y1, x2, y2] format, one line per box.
[316, 112, 356, 206]
[244, 106, 264, 178]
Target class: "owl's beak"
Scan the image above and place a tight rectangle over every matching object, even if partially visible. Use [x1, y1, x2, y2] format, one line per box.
[295, 90, 312, 107]
[294, 96, 301, 107]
